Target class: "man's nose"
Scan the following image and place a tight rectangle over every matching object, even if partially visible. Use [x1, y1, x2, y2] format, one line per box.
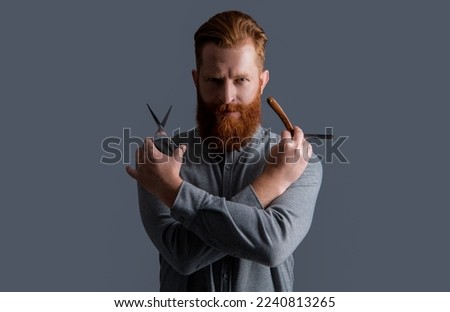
[220, 81, 236, 104]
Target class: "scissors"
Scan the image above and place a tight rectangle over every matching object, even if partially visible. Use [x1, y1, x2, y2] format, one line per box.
[146, 104, 177, 155]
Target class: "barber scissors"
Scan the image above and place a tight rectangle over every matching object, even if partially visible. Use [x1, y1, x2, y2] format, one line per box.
[146, 104, 177, 155]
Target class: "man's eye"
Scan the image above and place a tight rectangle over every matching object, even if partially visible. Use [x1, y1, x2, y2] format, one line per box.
[236, 78, 249, 83]
[206, 78, 221, 83]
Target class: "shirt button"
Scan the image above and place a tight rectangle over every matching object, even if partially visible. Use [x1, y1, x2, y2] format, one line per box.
[225, 164, 231, 170]
[223, 273, 229, 279]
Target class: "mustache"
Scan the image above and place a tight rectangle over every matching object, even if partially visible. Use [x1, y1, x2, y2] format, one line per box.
[218, 103, 246, 113]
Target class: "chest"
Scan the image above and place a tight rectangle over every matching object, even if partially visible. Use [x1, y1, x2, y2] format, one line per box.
[180, 150, 265, 199]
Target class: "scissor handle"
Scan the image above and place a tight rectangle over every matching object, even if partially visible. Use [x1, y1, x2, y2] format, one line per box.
[153, 137, 178, 156]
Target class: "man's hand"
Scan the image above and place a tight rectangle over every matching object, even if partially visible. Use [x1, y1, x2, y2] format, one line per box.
[251, 126, 312, 208]
[126, 138, 187, 208]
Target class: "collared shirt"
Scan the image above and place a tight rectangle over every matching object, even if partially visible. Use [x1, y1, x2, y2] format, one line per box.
[138, 127, 322, 291]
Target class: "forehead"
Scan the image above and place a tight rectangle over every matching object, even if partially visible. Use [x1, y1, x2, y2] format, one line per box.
[199, 41, 260, 74]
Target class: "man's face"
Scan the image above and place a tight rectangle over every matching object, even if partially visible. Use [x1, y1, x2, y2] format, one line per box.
[193, 39, 269, 150]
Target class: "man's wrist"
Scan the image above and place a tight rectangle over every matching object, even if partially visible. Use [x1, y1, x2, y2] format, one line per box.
[145, 178, 183, 209]
[251, 173, 288, 208]
[162, 179, 183, 208]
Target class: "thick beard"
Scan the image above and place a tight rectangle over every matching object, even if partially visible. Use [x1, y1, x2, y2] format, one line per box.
[196, 88, 261, 151]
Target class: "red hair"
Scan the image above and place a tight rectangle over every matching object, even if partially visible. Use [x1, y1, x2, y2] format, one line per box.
[194, 11, 268, 71]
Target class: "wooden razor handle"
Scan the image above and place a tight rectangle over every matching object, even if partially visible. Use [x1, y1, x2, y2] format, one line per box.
[267, 96, 295, 135]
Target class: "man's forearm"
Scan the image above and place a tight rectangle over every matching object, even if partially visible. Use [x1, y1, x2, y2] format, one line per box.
[251, 173, 290, 208]
[250, 126, 312, 208]
[170, 162, 322, 267]
[138, 185, 227, 275]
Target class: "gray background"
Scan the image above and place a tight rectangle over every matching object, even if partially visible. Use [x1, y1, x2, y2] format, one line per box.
[1, 0, 449, 291]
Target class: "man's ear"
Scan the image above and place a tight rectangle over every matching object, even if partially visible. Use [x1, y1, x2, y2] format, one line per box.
[259, 70, 270, 94]
[192, 69, 199, 88]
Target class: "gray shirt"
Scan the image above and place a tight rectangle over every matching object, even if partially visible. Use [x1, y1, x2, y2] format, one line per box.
[138, 127, 322, 291]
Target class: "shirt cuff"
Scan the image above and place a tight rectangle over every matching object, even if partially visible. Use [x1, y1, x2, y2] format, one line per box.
[231, 184, 264, 210]
[170, 181, 207, 229]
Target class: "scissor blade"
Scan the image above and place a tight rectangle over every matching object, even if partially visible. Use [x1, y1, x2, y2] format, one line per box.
[160, 105, 172, 128]
[146, 103, 162, 126]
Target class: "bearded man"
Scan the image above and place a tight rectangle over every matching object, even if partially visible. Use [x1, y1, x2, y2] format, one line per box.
[126, 10, 322, 292]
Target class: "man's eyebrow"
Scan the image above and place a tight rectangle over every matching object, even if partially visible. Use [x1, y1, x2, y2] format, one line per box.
[202, 73, 224, 78]
[202, 72, 251, 78]
[234, 73, 251, 78]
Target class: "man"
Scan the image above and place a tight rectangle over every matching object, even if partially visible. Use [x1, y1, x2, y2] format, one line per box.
[126, 10, 322, 291]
